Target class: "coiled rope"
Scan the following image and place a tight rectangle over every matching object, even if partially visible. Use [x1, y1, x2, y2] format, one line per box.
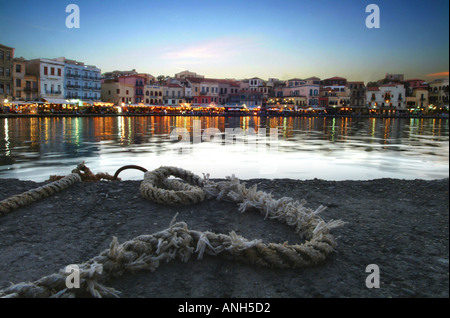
[0, 164, 345, 298]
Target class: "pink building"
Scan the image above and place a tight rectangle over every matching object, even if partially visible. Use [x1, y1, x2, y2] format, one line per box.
[118, 74, 151, 103]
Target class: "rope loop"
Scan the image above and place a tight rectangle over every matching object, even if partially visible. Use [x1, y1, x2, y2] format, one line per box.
[0, 163, 346, 298]
[140, 166, 206, 205]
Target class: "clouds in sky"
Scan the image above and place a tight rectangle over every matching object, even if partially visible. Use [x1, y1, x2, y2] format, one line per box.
[160, 37, 258, 61]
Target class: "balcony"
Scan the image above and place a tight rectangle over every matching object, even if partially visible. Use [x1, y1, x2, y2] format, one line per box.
[66, 84, 80, 89]
[66, 73, 80, 78]
[45, 91, 62, 95]
[24, 87, 38, 92]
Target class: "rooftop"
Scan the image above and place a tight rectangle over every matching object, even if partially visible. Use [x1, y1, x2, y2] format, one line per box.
[323, 76, 347, 81]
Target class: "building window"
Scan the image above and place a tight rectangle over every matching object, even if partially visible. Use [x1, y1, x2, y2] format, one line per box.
[117, 89, 120, 94]
[44, 66, 48, 75]
[0, 51, 3, 59]
[16, 79, 21, 87]
[58, 68, 62, 76]
[0, 67, 3, 76]
[5, 68, 10, 77]
[6, 52, 10, 60]
[16, 64, 22, 73]
[0, 83, 3, 94]
[6, 84, 10, 94]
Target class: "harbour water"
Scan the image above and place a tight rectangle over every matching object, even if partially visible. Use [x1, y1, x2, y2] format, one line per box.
[0, 116, 448, 181]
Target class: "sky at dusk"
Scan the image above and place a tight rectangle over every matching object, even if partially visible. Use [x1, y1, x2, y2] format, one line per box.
[0, 0, 448, 82]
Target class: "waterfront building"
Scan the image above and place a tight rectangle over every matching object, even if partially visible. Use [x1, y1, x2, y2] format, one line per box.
[26, 58, 65, 101]
[276, 78, 320, 108]
[187, 77, 239, 105]
[248, 77, 264, 91]
[347, 81, 367, 113]
[428, 78, 449, 109]
[366, 83, 406, 114]
[242, 77, 271, 98]
[186, 77, 202, 101]
[266, 96, 307, 112]
[0, 43, 14, 101]
[228, 82, 241, 104]
[115, 74, 153, 103]
[193, 95, 212, 105]
[52, 57, 101, 102]
[319, 84, 351, 113]
[101, 80, 134, 105]
[200, 79, 219, 104]
[11, 57, 39, 102]
[144, 84, 163, 105]
[406, 87, 429, 113]
[184, 84, 193, 103]
[239, 90, 263, 108]
[163, 83, 185, 105]
[239, 79, 250, 92]
[12, 57, 25, 101]
[217, 80, 239, 105]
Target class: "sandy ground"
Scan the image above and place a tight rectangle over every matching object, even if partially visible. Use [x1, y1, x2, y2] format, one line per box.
[0, 177, 448, 298]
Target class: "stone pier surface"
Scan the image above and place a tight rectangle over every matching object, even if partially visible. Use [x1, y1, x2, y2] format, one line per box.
[0, 177, 448, 298]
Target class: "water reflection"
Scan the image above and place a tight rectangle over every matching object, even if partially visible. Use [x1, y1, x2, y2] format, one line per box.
[0, 116, 448, 181]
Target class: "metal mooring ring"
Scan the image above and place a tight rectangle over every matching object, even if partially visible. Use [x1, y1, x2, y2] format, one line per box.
[113, 165, 148, 180]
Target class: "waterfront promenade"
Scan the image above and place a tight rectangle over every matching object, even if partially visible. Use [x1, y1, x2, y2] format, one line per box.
[0, 112, 448, 119]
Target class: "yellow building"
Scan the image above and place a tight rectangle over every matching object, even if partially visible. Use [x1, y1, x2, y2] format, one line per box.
[101, 81, 134, 105]
[144, 84, 163, 104]
[406, 88, 429, 113]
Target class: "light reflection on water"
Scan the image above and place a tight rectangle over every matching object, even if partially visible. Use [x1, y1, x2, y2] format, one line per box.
[0, 116, 448, 181]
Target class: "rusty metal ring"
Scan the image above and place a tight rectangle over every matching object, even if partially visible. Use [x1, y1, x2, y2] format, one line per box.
[113, 165, 148, 180]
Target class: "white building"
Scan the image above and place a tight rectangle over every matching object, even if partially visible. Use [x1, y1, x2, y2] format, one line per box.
[366, 84, 406, 113]
[248, 77, 264, 91]
[26, 58, 65, 101]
